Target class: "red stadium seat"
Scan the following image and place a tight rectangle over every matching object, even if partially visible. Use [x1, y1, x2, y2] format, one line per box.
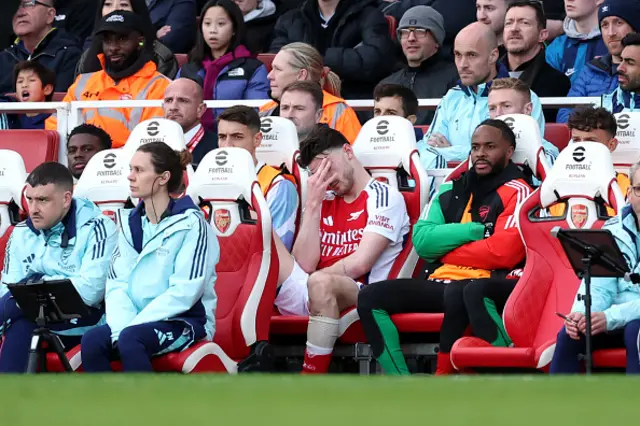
[0, 130, 59, 172]
[544, 123, 570, 152]
[0, 226, 13, 270]
[258, 53, 275, 73]
[386, 15, 398, 40]
[176, 53, 188, 68]
[450, 142, 625, 372]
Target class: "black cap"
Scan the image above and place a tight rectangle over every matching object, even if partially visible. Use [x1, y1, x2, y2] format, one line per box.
[95, 11, 144, 36]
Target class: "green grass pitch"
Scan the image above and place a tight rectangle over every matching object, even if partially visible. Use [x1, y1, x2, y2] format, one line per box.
[0, 375, 636, 426]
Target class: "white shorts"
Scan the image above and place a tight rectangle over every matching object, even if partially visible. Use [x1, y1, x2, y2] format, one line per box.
[274, 260, 362, 316]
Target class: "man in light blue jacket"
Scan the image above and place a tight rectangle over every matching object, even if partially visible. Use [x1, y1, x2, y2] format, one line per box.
[0, 162, 117, 373]
[422, 22, 545, 162]
[602, 33, 640, 114]
[550, 162, 640, 374]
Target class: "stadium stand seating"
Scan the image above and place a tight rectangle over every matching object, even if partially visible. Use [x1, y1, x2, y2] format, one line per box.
[611, 112, 640, 172]
[385, 15, 397, 40]
[0, 130, 59, 172]
[257, 54, 275, 73]
[544, 123, 571, 152]
[176, 53, 188, 68]
[0, 150, 26, 271]
[450, 142, 626, 372]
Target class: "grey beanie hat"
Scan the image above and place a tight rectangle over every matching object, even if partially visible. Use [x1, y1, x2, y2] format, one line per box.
[397, 6, 445, 46]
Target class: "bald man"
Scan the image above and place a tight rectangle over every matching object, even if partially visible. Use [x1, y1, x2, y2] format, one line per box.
[421, 22, 545, 162]
[163, 78, 218, 168]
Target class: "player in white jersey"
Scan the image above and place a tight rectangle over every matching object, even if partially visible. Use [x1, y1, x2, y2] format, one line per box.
[273, 126, 410, 374]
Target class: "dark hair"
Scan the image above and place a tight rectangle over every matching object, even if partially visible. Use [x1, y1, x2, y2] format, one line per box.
[567, 107, 617, 138]
[137, 142, 192, 194]
[83, 0, 156, 73]
[476, 119, 517, 147]
[217, 105, 261, 133]
[68, 124, 113, 150]
[373, 83, 419, 117]
[27, 162, 74, 192]
[13, 61, 56, 101]
[506, 0, 546, 29]
[282, 81, 324, 111]
[622, 32, 640, 48]
[189, 0, 248, 65]
[298, 126, 349, 168]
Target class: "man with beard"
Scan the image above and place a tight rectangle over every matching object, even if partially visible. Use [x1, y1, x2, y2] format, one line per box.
[66, 124, 112, 182]
[501, 0, 570, 123]
[357, 119, 532, 375]
[603, 33, 640, 113]
[45, 11, 169, 148]
[273, 125, 410, 374]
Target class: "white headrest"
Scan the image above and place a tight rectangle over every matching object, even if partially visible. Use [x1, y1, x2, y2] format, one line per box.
[122, 118, 187, 159]
[257, 117, 300, 172]
[0, 150, 27, 204]
[187, 147, 256, 206]
[499, 114, 550, 179]
[612, 112, 640, 167]
[353, 116, 417, 170]
[74, 149, 130, 203]
[540, 142, 619, 208]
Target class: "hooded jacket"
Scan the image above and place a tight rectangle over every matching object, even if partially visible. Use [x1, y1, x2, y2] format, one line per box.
[0, 197, 117, 309]
[107, 197, 218, 342]
[571, 205, 640, 331]
[245, 0, 279, 53]
[603, 86, 640, 114]
[545, 17, 607, 83]
[0, 27, 82, 94]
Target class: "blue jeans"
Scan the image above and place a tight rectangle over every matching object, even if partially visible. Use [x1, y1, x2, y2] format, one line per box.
[81, 320, 205, 372]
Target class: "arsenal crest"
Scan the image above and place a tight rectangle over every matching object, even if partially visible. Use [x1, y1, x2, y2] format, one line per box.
[214, 209, 231, 233]
[570, 204, 588, 229]
[103, 210, 117, 224]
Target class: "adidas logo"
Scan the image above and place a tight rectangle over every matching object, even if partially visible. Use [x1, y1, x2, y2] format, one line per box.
[154, 329, 175, 345]
[322, 216, 334, 226]
[23, 254, 35, 264]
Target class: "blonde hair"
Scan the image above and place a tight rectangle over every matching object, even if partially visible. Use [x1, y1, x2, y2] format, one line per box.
[489, 77, 531, 101]
[280, 42, 342, 97]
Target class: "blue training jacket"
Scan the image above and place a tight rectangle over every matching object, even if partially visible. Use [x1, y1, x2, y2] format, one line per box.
[107, 197, 218, 343]
[545, 18, 607, 84]
[1, 197, 117, 307]
[571, 205, 640, 331]
[603, 87, 640, 114]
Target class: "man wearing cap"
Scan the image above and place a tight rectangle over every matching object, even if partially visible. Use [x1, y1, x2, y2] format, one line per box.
[380, 6, 458, 125]
[45, 10, 169, 148]
[558, 0, 640, 123]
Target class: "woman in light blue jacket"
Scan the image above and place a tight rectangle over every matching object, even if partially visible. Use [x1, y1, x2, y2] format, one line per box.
[81, 143, 219, 372]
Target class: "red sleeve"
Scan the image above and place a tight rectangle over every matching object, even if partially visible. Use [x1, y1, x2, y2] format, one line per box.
[440, 182, 530, 270]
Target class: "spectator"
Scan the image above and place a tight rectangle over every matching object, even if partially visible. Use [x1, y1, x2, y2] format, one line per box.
[558, 0, 640, 123]
[11, 60, 55, 129]
[54, 0, 100, 43]
[45, 11, 170, 148]
[603, 33, 640, 113]
[147, 0, 197, 54]
[549, 161, 640, 375]
[273, 126, 410, 374]
[80, 143, 218, 373]
[269, 0, 395, 100]
[261, 42, 361, 143]
[379, 6, 459, 125]
[373, 83, 446, 170]
[235, 0, 278, 53]
[179, 0, 269, 132]
[488, 77, 559, 164]
[476, 0, 509, 56]
[358, 119, 531, 375]
[163, 78, 219, 169]
[77, 0, 178, 79]
[0, 0, 82, 94]
[279, 80, 323, 143]
[546, 0, 607, 83]
[0, 162, 116, 373]
[0, 1, 21, 51]
[217, 106, 298, 250]
[422, 22, 545, 162]
[502, 0, 571, 123]
[67, 124, 113, 182]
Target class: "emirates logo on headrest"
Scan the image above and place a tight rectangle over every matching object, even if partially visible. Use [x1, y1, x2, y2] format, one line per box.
[572, 146, 586, 163]
[147, 121, 160, 136]
[106, 14, 125, 22]
[376, 120, 389, 135]
[618, 114, 630, 130]
[103, 153, 116, 169]
[503, 117, 515, 129]
[261, 118, 273, 133]
[215, 150, 228, 166]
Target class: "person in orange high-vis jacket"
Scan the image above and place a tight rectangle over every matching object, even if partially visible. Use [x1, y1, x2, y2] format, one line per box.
[259, 42, 361, 144]
[46, 11, 169, 148]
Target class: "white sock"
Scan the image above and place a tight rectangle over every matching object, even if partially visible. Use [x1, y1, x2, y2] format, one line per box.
[306, 316, 339, 355]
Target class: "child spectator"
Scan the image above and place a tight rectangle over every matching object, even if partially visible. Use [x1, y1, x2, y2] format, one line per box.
[11, 60, 55, 129]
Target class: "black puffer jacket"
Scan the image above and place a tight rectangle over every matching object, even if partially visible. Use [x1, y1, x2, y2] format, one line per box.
[270, 0, 395, 99]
